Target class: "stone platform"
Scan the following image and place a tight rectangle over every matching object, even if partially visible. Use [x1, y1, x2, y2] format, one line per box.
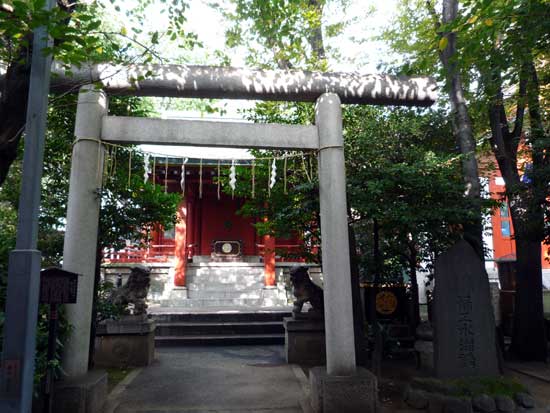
[102, 262, 324, 309]
[150, 306, 293, 346]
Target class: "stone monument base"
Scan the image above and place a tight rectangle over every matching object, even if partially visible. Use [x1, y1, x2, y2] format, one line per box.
[53, 370, 107, 413]
[309, 366, 378, 413]
[283, 316, 325, 365]
[94, 315, 155, 368]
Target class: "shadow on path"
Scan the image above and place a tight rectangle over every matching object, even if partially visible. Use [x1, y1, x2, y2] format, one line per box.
[110, 345, 305, 413]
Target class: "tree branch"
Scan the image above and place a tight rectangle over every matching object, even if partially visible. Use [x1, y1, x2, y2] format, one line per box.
[512, 66, 528, 141]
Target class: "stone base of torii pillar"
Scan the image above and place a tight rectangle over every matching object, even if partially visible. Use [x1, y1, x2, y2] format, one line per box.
[310, 367, 378, 413]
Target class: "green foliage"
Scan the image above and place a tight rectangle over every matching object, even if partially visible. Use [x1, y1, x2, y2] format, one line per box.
[215, 0, 486, 285]
[412, 376, 527, 398]
[106, 367, 132, 393]
[224, 153, 321, 262]
[343, 106, 484, 282]
[32, 305, 71, 396]
[1, 0, 201, 70]
[100, 161, 180, 250]
[212, 0, 351, 70]
[95, 281, 126, 323]
[383, 0, 550, 359]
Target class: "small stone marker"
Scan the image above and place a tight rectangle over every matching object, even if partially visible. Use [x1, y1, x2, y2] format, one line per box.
[434, 240, 499, 378]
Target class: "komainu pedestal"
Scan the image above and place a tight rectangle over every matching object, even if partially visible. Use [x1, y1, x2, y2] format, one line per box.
[94, 314, 155, 368]
[283, 316, 326, 365]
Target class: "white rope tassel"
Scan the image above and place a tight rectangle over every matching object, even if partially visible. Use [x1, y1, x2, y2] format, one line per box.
[153, 156, 156, 184]
[199, 158, 203, 199]
[217, 160, 221, 200]
[251, 161, 255, 199]
[164, 156, 168, 193]
[229, 160, 236, 199]
[143, 153, 150, 183]
[302, 155, 311, 183]
[284, 155, 288, 194]
[180, 158, 188, 195]
[128, 149, 132, 188]
[269, 158, 277, 189]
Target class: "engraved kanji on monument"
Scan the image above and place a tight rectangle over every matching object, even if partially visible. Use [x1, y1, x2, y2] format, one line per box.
[434, 240, 499, 378]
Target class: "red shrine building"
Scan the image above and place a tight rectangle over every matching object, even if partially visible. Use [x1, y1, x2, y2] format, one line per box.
[102, 152, 308, 308]
[481, 150, 550, 290]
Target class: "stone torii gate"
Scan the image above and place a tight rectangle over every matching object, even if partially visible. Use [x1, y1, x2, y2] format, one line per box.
[61, 64, 436, 412]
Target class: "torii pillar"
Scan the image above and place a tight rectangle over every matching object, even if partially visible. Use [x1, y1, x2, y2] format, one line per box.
[59, 86, 108, 412]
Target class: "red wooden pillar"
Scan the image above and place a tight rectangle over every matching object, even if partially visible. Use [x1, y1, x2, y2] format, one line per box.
[263, 233, 276, 287]
[174, 199, 188, 286]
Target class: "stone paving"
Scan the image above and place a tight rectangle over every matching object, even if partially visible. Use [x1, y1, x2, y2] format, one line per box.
[107, 345, 308, 413]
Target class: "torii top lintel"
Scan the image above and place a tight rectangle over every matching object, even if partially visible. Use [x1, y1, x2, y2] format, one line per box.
[51, 63, 437, 107]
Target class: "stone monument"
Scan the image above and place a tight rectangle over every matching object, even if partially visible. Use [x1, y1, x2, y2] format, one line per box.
[284, 266, 326, 365]
[433, 240, 499, 378]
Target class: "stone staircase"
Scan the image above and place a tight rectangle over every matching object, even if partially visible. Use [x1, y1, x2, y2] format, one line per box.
[151, 310, 292, 346]
[162, 262, 289, 308]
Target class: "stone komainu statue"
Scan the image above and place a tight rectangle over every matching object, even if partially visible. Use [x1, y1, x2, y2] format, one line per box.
[112, 265, 151, 316]
[289, 266, 324, 316]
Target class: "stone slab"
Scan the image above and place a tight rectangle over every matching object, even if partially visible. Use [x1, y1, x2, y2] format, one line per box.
[94, 330, 155, 368]
[309, 366, 377, 413]
[96, 318, 155, 335]
[434, 240, 499, 379]
[53, 370, 107, 413]
[284, 317, 326, 365]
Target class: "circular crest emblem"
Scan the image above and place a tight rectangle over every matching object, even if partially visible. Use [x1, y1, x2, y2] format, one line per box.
[376, 291, 398, 315]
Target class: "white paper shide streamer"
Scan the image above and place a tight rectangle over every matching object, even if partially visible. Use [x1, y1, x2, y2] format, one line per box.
[143, 153, 151, 183]
[180, 158, 188, 195]
[229, 160, 237, 197]
[269, 158, 277, 189]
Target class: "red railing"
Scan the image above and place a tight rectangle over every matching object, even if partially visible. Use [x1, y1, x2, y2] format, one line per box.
[102, 244, 175, 264]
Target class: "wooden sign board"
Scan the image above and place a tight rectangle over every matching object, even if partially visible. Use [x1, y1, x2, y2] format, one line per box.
[40, 268, 79, 304]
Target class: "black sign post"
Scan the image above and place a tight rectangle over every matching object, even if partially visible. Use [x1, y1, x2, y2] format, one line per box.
[39, 268, 78, 413]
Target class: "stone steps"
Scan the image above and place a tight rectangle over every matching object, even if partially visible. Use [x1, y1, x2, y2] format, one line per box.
[155, 334, 285, 346]
[187, 290, 264, 299]
[186, 282, 266, 290]
[152, 311, 291, 346]
[157, 298, 278, 308]
[156, 321, 283, 336]
[152, 311, 291, 323]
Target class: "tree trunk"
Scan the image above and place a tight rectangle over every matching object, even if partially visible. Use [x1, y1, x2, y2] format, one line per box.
[436, 0, 484, 259]
[510, 175, 548, 359]
[408, 245, 420, 328]
[371, 219, 382, 376]
[0, 2, 75, 186]
[348, 222, 367, 366]
[307, 0, 327, 66]
[0, 47, 32, 186]
[510, 236, 547, 360]
[486, 56, 547, 361]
